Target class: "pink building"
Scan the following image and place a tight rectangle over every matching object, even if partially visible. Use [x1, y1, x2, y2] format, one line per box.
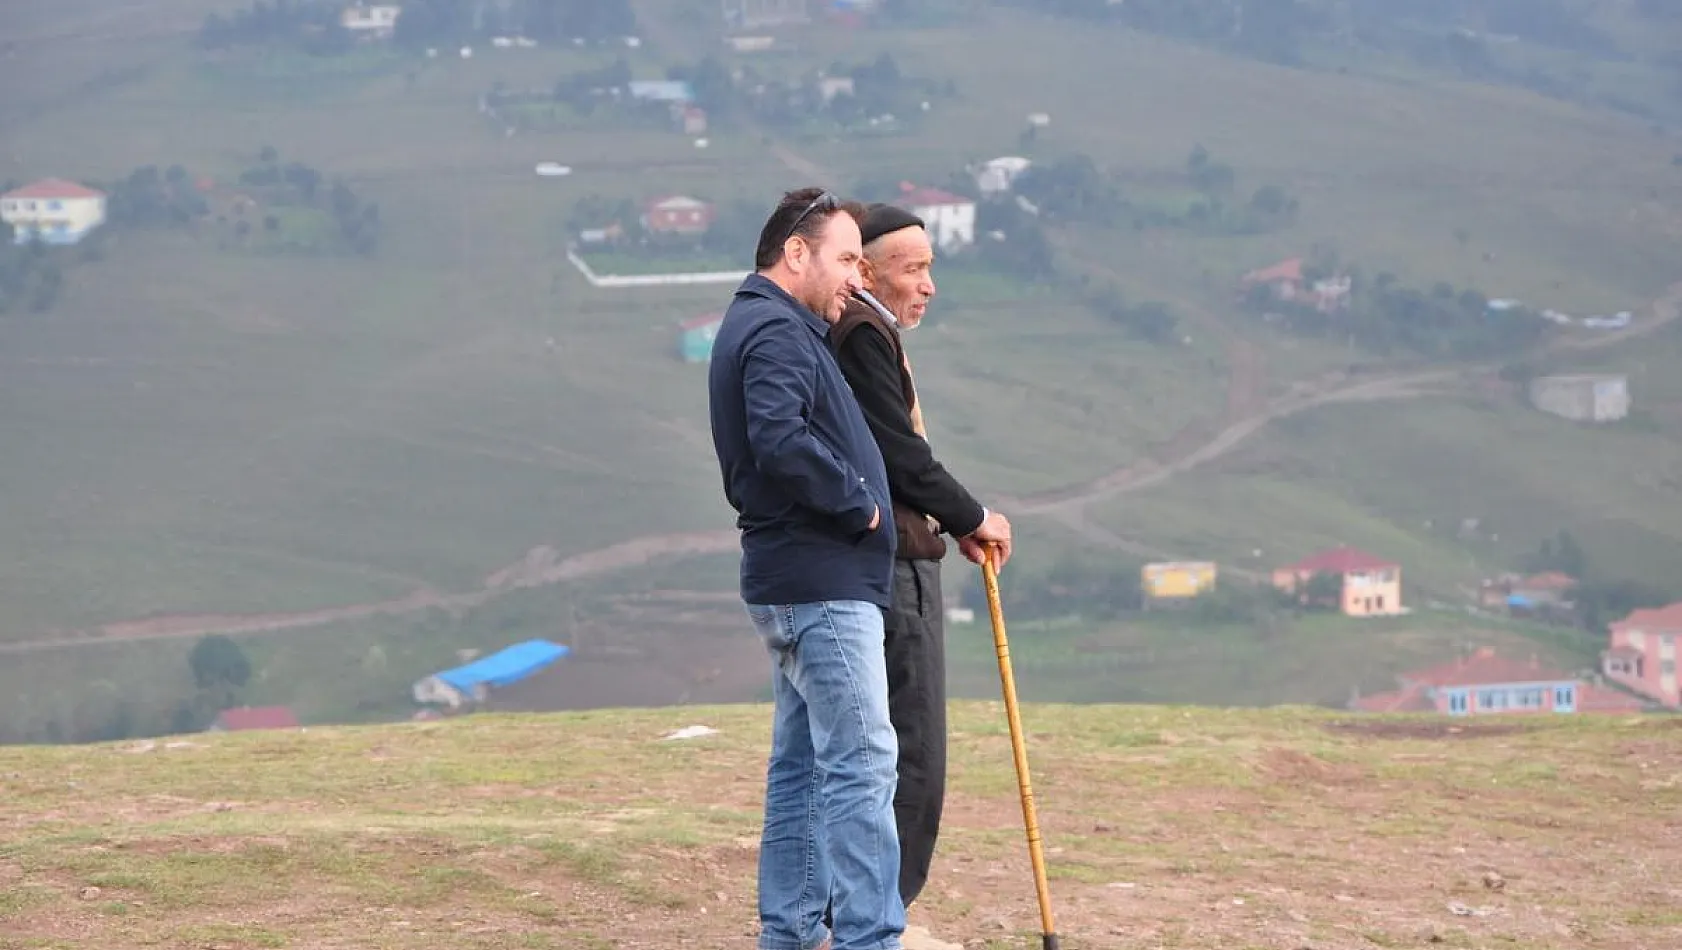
[1603, 603, 1682, 708]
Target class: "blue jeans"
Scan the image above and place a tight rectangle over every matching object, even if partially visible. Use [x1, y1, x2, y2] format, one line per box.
[747, 600, 904, 950]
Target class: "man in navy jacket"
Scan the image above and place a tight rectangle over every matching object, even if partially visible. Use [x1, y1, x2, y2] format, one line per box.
[709, 187, 905, 950]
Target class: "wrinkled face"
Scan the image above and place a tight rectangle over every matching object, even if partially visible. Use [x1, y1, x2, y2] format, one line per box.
[862, 227, 936, 329]
[790, 211, 864, 323]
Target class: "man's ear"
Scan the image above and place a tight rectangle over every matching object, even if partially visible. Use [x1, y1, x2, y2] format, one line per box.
[783, 235, 806, 271]
[857, 254, 877, 290]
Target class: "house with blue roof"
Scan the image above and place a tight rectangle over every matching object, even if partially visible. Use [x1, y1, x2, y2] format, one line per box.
[412, 638, 571, 709]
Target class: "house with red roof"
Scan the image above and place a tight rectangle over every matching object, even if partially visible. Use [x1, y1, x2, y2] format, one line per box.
[1271, 546, 1404, 617]
[894, 181, 975, 252]
[1242, 257, 1304, 293]
[679, 312, 723, 363]
[1603, 602, 1682, 708]
[1, 178, 107, 246]
[207, 705, 301, 732]
[641, 195, 715, 236]
[1239, 256, 1350, 313]
[1354, 646, 1646, 717]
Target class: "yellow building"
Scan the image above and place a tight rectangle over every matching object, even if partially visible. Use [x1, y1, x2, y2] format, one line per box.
[1271, 546, 1403, 617]
[1141, 561, 1218, 601]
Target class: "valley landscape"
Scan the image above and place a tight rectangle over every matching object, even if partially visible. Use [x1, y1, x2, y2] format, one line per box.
[6, 1, 1682, 946]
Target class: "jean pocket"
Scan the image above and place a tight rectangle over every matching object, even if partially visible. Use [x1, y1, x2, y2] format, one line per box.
[745, 604, 793, 652]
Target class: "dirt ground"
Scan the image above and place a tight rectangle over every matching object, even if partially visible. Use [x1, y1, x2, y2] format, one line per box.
[3, 704, 1680, 950]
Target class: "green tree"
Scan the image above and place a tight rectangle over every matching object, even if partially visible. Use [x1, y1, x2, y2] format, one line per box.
[1302, 570, 1344, 610]
[1186, 143, 1236, 193]
[181, 634, 252, 731]
[1524, 529, 1588, 579]
[1249, 184, 1297, 218]
[667, 57, 736, 116]
[1187, 143, 1210, 174]
[1577, 579, 1671, 633]
[282, 162, 321, 201]
[190, 634, 251, 692]
[1087, 285, 1178, 344]
[1012, 153, 1121, 222]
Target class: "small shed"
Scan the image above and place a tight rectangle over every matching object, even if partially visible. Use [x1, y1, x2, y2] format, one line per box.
[413, 639, 571, 709]
[680, 313, 723, 363]
[207, 705, 300, 732]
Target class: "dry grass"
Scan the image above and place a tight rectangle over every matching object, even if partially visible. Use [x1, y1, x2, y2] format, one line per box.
[3, 704, 1680, 949]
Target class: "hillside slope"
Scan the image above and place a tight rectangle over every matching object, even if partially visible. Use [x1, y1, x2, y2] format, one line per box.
[3, 705, 1680, 949]
[3, 0, 1682, 742]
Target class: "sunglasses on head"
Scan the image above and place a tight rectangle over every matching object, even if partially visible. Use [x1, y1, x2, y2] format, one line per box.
[780, 192, 839, 247]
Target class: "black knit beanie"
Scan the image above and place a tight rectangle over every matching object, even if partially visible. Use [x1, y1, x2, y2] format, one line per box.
[859, 203, 925, 245]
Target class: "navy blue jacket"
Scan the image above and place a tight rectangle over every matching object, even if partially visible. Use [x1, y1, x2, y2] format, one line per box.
[708, 274, 896, 608]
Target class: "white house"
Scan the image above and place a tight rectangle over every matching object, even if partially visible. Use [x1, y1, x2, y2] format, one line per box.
[722, 0, 811, 30]
[818, 75, 856, 102]
[1, 178, 107, 245]
[627, 80, 696, 103]
[975, 156, 1032, 197]
[1528, 374, 1631, 423]
[897, 184, 975, 252]
[341, 4, 402, 37]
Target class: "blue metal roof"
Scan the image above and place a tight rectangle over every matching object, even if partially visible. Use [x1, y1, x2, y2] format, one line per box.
[435, 639, 570, 692]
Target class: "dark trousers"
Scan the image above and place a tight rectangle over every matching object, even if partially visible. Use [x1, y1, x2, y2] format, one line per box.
[824, 557, 947, 926]
[885, 557, 947, 907]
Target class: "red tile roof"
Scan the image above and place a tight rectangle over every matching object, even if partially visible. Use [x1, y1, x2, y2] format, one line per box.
[897, 183, 970, 207]
[1353, 683, 1436, 713]
[1242, 257, 1304, 285]
[1518, 571, 1578, 590]
[3, 178, 105, 200]
[1401, 647, 1569, 689]
[1611, 602, 1682, 632]
[644, 194, 709, 212]
[212, 706, 300, 731]
[1283, 546, 1398, 574]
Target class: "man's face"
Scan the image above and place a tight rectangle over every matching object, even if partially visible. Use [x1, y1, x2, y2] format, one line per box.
[863, 227, 936, 329]
[795, 212, 864, 323]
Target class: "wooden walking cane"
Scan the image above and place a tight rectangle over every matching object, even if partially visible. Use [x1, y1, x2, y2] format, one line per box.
[980, 546, 1060, 950]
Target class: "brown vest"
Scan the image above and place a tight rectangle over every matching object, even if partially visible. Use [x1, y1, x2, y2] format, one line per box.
[830, 298, 947, 561]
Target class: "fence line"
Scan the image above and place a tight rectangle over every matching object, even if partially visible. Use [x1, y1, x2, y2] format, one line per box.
[566, 247, 748, 288]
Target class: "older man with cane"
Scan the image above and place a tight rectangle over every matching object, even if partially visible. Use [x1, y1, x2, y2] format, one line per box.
[824, 203, 1014, 948]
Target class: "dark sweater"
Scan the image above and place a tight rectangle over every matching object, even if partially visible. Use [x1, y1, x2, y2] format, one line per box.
[829, 294, 986, 561]
[707, 274, 897, 609]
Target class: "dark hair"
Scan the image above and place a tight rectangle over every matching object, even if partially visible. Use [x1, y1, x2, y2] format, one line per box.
[752, 187, 864, 270]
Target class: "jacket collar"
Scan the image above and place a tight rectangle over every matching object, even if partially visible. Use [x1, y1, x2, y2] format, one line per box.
[737, 273, 830, 337]
[853, 288, 899, 327]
